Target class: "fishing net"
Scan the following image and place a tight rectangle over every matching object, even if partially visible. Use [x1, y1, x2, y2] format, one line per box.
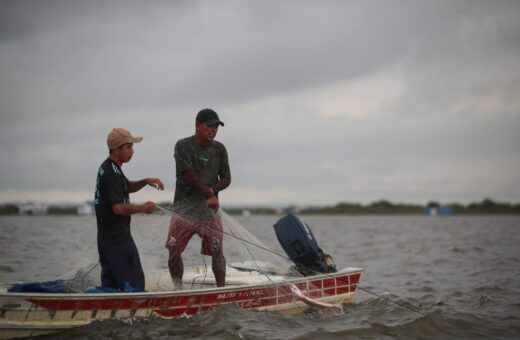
[65, 205, 301, 293]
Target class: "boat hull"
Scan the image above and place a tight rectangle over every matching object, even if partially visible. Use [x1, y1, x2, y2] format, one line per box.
[0, 268, 363, 339]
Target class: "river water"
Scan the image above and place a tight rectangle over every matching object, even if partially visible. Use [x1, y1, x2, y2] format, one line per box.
[1, 214, 519, 339]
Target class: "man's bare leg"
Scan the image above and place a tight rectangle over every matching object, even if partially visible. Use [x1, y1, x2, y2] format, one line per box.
[212, 253, 226, 287]
[168, 252, 184, 290]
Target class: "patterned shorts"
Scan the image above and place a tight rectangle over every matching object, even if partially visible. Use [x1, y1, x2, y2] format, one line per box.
[165, 214, 223, 256]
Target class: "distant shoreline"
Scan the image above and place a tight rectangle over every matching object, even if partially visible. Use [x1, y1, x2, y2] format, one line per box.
[1, 198, 519, 216]
[225, 198, 520, 215]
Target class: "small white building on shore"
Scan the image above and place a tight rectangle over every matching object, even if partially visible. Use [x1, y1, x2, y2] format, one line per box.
[77, 201, 95, 215]
[18, 202, 48, 216]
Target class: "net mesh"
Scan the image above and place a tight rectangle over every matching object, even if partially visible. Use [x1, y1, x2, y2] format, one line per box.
[66, 207, 302, 293]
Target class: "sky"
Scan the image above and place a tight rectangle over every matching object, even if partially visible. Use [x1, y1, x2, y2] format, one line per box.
[1, 0, 519, 207]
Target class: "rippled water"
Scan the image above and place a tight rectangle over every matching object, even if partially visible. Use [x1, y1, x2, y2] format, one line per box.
[1, 214, 519, 339]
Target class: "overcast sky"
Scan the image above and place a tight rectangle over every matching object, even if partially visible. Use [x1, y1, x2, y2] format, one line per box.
[1, 0, 519, 207]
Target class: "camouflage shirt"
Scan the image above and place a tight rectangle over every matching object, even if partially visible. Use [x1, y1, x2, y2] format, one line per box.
[173, 136, 231, 220]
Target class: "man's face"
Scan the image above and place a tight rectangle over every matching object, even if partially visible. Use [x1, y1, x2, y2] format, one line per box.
[115, 143, 134, 163]
[196, 122, 219, 143]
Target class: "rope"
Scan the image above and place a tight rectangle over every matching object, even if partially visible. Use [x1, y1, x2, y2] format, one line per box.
[356, 286, 425, 316]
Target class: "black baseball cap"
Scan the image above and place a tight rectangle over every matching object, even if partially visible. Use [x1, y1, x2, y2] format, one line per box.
[196, 108, 224, 126]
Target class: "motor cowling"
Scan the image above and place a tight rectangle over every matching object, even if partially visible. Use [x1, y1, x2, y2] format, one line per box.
[273, 214, 337, 276]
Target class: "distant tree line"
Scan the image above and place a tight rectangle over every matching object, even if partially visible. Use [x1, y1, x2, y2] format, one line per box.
[0, 204, 19, 215]
[308, 198, 520, 215]
[448, 198, 520, 214]
[227, 198, 520, 215]
[46, 206, 78, 215]
[0, 204, 78, 215]
[225, 207, 279, 215]
[1, 198, 519, 216]
[312, 200, 423, 214]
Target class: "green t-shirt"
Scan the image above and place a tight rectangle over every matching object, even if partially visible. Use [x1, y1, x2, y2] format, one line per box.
[173, 136, 231, 219]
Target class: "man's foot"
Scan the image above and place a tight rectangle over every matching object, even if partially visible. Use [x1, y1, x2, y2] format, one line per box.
[172, 277, 183, 291]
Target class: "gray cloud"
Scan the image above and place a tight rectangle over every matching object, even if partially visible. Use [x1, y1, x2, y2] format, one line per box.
[1, 0, 519, 205]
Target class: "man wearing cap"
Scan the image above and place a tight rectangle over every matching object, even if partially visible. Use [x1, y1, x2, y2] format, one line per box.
[95, 128, 164, 291]
[166, 108, 231, 288]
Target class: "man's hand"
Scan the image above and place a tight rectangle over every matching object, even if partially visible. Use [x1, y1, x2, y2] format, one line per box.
[146, 178, 164, 190]
[143, 201, 156, 214]
[207, 195, 219, 210]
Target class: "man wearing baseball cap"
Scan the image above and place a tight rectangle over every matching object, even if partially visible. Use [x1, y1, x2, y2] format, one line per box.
[94, 128, 164, 291]
[166, 108, 231, 289]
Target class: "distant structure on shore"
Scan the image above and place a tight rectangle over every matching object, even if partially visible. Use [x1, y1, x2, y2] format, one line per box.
[77, 201, 95, 215]
[0, 201, 95, 216]
[424, 206, 453, 216]
[17, 202, 47, 216]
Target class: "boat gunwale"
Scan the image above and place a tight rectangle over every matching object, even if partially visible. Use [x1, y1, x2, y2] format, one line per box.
[0, 267, 364, 300]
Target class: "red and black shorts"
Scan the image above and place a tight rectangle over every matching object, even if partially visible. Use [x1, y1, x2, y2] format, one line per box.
[165, 214, 223, 256]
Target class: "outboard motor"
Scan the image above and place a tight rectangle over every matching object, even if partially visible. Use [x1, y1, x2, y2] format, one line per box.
[274, 214, 337, 276]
